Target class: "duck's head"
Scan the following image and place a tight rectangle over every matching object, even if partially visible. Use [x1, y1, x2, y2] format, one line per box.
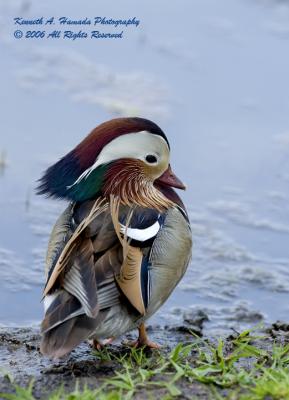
[37, 117, 185, 209]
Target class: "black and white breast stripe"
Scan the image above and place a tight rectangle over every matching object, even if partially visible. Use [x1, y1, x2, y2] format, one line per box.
[120, 219, 161, 242]
[119, 213, 165, 247]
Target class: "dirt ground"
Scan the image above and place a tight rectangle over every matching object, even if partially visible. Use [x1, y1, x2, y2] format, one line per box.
[0, 318, 288, 400]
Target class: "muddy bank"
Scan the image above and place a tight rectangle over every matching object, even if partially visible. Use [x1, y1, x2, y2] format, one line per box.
[0, 311, 208, 399]
[1, 317, 288, 399]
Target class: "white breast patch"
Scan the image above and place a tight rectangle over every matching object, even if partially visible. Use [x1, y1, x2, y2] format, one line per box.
[120, 220, 160, 242]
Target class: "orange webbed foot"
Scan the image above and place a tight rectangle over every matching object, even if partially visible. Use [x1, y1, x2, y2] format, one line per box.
[90, 337, 114, 350]
[126, 323, 161, 349]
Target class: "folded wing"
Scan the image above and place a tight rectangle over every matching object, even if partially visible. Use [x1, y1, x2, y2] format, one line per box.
[41, 199, 164, 357]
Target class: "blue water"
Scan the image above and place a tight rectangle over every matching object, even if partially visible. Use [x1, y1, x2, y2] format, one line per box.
[1, 0, 289, 333]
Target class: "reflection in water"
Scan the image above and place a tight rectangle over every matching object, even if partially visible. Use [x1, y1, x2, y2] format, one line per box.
[0, 0, 289, 334]
[18, 48, 169, 118]
[0, 151, 7, 177]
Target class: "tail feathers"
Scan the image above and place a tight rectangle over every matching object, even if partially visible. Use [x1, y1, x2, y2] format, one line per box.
[41, 290, 99, 358]
[40, 314, 98, 358]
[41, 295, 83, 333]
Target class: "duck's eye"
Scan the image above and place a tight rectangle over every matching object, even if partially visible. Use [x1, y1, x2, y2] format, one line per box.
[145, 154, 158, 164]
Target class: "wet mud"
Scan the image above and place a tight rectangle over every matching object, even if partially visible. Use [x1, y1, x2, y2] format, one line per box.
[1, 318, 288, 399]
[0, 312, 208, 399]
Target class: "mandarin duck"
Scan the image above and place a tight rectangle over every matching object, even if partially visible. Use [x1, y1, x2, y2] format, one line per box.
[37, 117, 192, 358]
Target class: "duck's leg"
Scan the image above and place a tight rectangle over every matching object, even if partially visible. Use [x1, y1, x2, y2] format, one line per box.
[91, 337, 114, 350]
[92, 339, 103, 350]
[129, 323, 160, 349]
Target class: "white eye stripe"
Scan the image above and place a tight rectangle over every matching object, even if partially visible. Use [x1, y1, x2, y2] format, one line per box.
[120, 220, 160, 242]
[67, 131, 169, 189]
